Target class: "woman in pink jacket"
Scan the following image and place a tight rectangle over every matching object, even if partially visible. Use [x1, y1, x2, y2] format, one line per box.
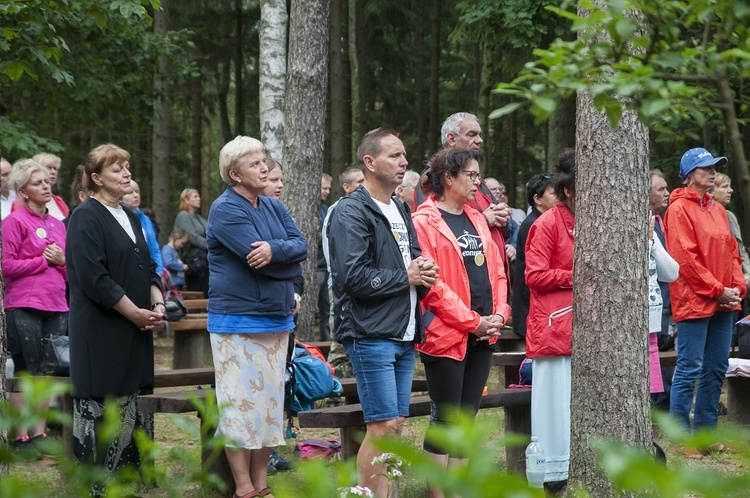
[2, 159, 68, 459]
[524, 148, 575, 494]
[412, 148, 508, 497]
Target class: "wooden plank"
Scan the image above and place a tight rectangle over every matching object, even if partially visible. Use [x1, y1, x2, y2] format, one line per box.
[181, 291, 205, 299]
[138, 388, 211, 413]
[184, 298, 209, 312]
[168, 318, 207, 331]
[337, 377, 428, 404]
[491, 350, 678, 368]
[154, 367, 214, 388]
[298, 389, 531, 429]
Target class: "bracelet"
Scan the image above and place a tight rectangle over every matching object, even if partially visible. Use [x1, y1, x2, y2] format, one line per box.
[151, 302, 166, 311]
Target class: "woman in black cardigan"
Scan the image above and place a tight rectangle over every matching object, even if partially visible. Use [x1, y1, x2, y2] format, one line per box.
[66, 144, 164, 495]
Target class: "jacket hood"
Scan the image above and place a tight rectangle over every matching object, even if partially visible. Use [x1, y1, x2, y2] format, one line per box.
[670, 187, 715, 210]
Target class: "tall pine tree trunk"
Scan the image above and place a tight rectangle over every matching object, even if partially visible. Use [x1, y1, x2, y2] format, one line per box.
[348, 0, 365, 163]
[284, 0, 330, 342]
[570, 8, 651, 495]
[152, 1, 171, 241]
[547, 96, 576, 171]
[234, 0, 245, 136]
[259, 0, 288, 163]
[190, 73, 202, 195]
[329, 0, 345, 196]
[428, 0, 441, 155]
[416, 0, 427, 162]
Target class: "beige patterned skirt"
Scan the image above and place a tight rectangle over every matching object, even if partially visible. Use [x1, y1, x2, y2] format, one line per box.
[210, 331, 289, 449]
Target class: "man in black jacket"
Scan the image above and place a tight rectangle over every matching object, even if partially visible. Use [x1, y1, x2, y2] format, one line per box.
[328, 128, 438, 497]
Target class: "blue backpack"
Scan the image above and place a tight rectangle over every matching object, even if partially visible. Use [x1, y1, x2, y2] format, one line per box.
[290, 344, 342, 414]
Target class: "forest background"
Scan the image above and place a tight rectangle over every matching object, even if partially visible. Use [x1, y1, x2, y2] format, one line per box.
[6, 0, 739, 222]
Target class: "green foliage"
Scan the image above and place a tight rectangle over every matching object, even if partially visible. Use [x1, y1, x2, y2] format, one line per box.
[0, 0, 161, 85]
[1, 377, 229, 497]
[493, 0, 750, 135]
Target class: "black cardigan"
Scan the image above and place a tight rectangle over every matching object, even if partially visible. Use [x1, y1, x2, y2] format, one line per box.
[66, 199, 160, 399]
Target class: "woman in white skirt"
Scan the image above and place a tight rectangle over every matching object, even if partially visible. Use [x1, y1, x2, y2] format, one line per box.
[524, 148, 576, 495]
[206, 136, 307, 498]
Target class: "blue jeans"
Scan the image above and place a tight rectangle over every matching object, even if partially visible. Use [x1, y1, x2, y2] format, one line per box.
[342, 338, 415, 423]
[670, 312, 733, 430]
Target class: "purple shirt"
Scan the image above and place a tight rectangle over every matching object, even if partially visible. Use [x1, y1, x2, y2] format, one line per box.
[2, 206, 68, 312]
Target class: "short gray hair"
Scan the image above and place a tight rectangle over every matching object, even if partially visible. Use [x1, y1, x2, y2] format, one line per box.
[219, 136, 265, 186]
[10, 159, 48, 192]
[649, 169, 665, 189]
[400, 170, 420, 189]
[440, 112, 479, 147]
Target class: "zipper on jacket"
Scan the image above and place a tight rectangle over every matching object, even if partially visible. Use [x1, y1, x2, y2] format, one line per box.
[548, 305, 573, 326]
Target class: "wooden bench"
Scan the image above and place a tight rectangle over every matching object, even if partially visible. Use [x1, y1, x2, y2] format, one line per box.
[181, 290, 205, 299]
[298, 388, 532, 469]
[184, 298, 209, 313]
[154, 317, 212, 369]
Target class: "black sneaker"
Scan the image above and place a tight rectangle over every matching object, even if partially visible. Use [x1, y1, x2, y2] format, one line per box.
[13, 436, 43, 461]
[268, 449, 294, 471]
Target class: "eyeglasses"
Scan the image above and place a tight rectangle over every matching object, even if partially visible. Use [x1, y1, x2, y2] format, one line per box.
[462, 171, 483, 182]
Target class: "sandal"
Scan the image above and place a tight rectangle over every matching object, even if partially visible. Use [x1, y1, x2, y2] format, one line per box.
[258, 487, 274, 498]
[233, 492, 261, 498]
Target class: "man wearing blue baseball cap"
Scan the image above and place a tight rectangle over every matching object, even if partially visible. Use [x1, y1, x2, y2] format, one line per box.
[665, 146, 745, 456]
[679, 147, 728, 180]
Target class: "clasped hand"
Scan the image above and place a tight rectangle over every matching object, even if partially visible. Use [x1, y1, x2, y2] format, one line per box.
[44, 243, 65, 266]
[718, 287, 742, 308]
[407, 256, 439, 288]
[473, 315, 504, 340]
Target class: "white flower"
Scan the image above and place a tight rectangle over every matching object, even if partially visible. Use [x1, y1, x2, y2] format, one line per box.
[389, 469, 403, 478]
[339, 485, 374, 497]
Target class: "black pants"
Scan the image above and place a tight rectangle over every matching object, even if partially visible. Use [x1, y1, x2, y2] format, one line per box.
[7, 308, 68, 374]
[421, 338, 493, 456]
[316, 269, 331, 340]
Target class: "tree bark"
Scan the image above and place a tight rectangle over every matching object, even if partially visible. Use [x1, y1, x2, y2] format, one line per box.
[259, 0, 288, 163]
[284, 0, 330, 342]
[547, 95, 576, 171]
[416, 0, 427, 163]
[152, 1, 171, 243]
[717, 74, 750, 236]
[477, 35, 494, 171]
[348, 0, 365, 164]
[234, 0, 245, 136]
[329, 0, 345, 197]
[570, 7, 652, 488]
[428, 0, 441, 156]
[190, 72, 203, 196]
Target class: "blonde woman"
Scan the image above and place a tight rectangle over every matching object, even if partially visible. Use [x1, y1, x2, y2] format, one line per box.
[175, 188, 209, 295]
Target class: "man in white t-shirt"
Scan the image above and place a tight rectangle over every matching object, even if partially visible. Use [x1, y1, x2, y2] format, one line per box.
[328, 128, 438, 496]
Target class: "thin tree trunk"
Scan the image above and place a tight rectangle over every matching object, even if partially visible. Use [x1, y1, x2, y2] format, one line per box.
[717, 74, 750, 235]
[218, 60, 231, 144]
[152, 1, 171, 242]
[202, 111, 213, 219]
[413, 0, 427, 162]
[234, 0, 245, 136]
[284, 0, 330, 342]
[478, 35, 494, 172]
[191, 72, 203, 194]
[547, 96, 576, 171]
[348, 0, 365, 163]
[428, 0, 441, 155]
[259, 0, 288, 163]
[329, 0, 345, 197]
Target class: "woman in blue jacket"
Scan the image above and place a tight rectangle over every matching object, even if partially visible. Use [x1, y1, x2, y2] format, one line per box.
[207, 136, 307, 498]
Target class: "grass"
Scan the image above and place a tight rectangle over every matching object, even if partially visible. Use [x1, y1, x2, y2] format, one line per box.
[7, 335, 750, 496]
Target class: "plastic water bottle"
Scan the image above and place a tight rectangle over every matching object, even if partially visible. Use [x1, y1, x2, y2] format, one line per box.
[525, 436, 546, 488]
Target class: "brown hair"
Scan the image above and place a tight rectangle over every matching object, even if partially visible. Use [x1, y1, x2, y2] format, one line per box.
[420, 148, 484, 199]
[84, 144, 130, 192]
[356, 128, 400, 166]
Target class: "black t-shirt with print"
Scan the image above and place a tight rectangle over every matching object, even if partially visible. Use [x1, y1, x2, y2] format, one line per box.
[439, 209, 492, 316]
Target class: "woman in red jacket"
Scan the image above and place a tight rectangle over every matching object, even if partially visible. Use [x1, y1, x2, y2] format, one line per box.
[524, 148, 575, 494]
[665, 148, 745, 456]
[412, 148, 508, 497]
